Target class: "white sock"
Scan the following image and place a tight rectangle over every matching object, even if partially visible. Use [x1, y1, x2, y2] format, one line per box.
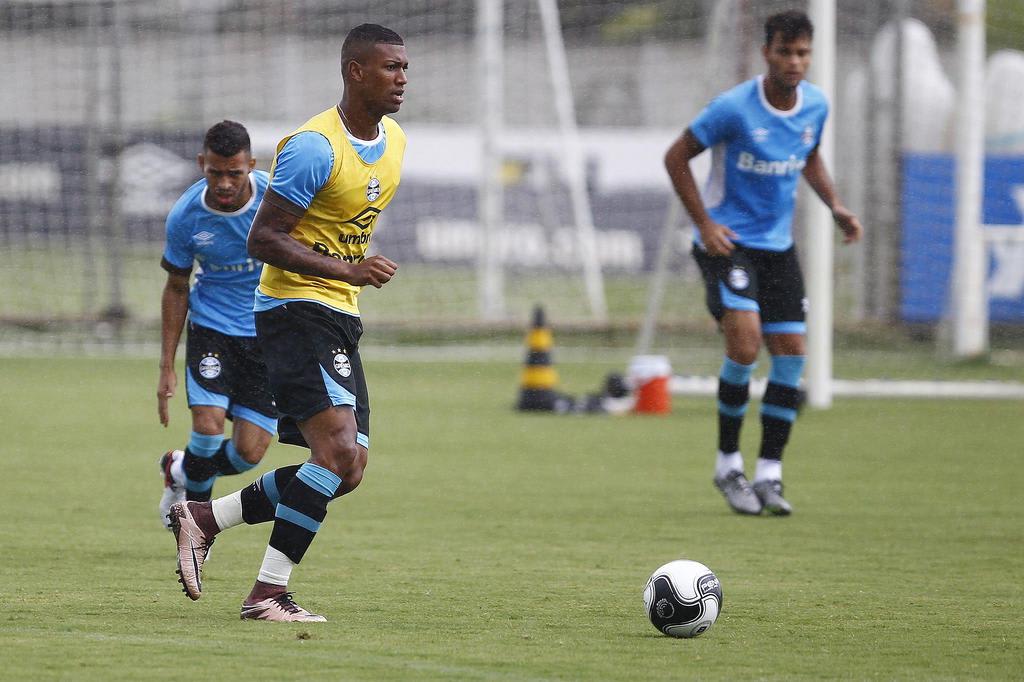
[754, 458, 782, 483]
[715, 451, 744, 478]
[211, 490, 244, 531]
[257, 546, 294, 587]
[170, 457, 185, 487]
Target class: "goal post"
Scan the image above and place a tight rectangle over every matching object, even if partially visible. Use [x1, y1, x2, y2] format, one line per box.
[950, 0, 988, 357]
[806, 0, 837, 408]
[476, 0, 505, 320]
[535, 0, 608, 323]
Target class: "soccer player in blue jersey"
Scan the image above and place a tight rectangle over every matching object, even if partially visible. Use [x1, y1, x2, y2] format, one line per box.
[664, 10, 862, 516]
[166, 24, 407, 622]
[157, 121, 277, 528]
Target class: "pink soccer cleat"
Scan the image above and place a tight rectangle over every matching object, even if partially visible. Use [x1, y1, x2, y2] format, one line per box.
[240, 593, 327, 622]
[167, 501, 214, 600]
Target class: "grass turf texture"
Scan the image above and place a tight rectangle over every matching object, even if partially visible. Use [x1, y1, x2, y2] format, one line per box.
[1, 357, 1022, 680]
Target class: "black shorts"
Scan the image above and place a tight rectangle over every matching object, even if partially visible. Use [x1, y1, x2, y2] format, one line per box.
[185, 322, 278, 434]
[692, 243, 807, 334]
[255, 301, 370, 450]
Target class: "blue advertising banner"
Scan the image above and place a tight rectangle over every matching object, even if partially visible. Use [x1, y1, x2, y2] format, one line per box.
[902, 154, 1024, 322]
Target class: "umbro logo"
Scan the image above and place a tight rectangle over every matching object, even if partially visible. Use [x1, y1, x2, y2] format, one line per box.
[343, 207, 381, 231]
[751, 127, 769, 142]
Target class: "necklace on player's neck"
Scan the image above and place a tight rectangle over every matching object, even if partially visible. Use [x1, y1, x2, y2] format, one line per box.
[337, 104, 376, 141]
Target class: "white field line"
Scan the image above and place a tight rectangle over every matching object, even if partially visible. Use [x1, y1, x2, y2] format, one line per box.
[670, 375, 1024, 400]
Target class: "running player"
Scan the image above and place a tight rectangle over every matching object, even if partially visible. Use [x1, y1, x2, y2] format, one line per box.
[167, 24, 408, 622]
[157, 120, 277, 527]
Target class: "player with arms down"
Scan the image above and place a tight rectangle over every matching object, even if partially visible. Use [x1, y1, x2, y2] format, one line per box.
[166, 24, 408, 622]
[157, 121, 277, 526]
[664, 10, 862, 516]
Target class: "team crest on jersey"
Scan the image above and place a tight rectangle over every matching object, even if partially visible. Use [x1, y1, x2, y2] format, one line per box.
[366, 177, 381, 202]
[194, 231, 215, 246]
[198, 354, 221, 379]
[728, 267, 750, 290]
[802, 125, 815, 146]
[751, 127, 769, 142]
[333, 351, 352, 378]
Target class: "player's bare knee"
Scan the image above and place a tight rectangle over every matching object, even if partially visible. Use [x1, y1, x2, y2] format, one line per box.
[236, 444, 267, 465]
[192, 417, 222, 437]
[335, 442, 366, 490]
[728, 342, 760, 366]
[342, 464, 364, 491]
[312, 440, 359, 479]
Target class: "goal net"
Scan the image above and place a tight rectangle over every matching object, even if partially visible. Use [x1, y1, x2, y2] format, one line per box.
[0, 0, 702, 350]
[1, 0, 1022, 370]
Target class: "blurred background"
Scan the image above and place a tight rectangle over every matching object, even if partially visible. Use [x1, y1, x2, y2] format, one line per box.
[1, 0, 1023, 384]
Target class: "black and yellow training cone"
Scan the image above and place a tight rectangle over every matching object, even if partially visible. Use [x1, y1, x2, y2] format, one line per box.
[517, 306, 571, 412]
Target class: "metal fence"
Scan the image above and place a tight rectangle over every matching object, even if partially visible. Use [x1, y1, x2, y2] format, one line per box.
[1, 0, 1021, 354]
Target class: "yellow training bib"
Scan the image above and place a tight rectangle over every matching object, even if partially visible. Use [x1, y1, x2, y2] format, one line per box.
[258, 107, 406, 315]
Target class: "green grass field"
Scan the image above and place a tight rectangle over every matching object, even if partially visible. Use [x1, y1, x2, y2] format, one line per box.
[2, 356, 1022, 680]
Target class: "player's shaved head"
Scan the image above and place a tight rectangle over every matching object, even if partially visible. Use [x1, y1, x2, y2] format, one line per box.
[341, 23, 404, 78]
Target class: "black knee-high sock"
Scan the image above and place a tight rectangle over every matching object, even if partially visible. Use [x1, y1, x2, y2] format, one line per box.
[718, 357, 755, 453]
[183, 448, 219, 496]
[183, 433, 223, 502]
[759, 356, 805, 461]
[267, 463, 342, 564]
[185, 439, 258, 501]
[240, 465, 301, 524]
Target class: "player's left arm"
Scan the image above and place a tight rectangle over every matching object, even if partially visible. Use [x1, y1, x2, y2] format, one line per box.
[802, 146, 863, 244]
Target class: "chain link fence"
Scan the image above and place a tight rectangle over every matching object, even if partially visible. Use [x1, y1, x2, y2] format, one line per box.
[1, 0, 1021, 358]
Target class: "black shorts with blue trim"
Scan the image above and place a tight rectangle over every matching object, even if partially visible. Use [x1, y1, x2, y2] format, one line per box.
[255, 301, 370, 450]
[692, 243, 807, 333]
[184, 322, 278, 434]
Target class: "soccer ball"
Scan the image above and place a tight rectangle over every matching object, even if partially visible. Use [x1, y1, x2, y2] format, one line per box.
[643, 560, 722, 638]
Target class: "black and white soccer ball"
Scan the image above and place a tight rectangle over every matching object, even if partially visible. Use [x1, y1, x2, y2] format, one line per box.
[643, 560, 722, 638]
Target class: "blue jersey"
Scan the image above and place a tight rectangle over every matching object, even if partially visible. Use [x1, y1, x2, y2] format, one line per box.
[162, 170, 269, 336]
[689, 76, 829, 251]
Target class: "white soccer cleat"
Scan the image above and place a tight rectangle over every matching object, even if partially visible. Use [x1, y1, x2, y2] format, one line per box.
[240, 593, 327, 622]
[158, 450, 186, 530]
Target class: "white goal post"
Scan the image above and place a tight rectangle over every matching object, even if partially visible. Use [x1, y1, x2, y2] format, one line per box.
[475, 0, 607, 323]
[805, 0, 837, 408]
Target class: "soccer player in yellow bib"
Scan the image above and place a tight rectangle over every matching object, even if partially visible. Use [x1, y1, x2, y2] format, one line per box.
[166, 24, 407, 622]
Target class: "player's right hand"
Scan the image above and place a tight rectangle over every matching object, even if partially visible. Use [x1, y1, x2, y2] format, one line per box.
[158, 368, 176, 427]
[698, 221, 738, 256]
[347, 255, 399, 288]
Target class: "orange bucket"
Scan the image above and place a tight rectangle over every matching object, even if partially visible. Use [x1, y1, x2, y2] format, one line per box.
[629, 355, 672, 414]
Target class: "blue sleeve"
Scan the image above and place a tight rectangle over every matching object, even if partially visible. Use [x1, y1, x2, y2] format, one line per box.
[815, 99, 830, 148]
[689, 95, 736, 149]
[162, 202, 194, 270]
[270, 132, 334, 210]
